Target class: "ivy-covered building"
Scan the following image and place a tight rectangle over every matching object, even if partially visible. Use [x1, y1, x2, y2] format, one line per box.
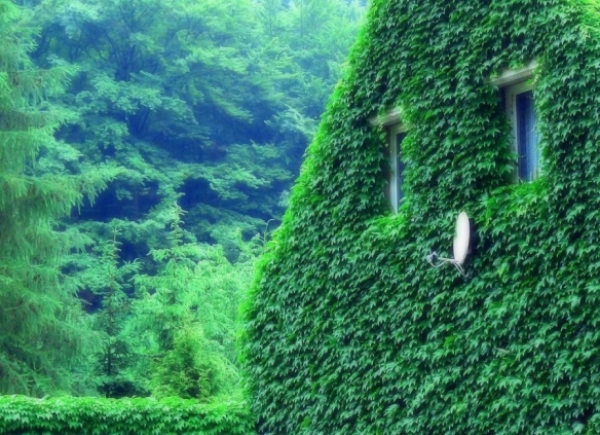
[243, 0, 600, 434]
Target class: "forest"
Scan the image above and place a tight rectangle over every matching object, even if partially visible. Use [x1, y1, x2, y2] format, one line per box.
[0, 0, 366, 402]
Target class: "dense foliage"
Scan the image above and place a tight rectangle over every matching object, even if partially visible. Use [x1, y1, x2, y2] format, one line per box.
[28, 0, 365, 252]
[0, 0, 115, 395]
[0, 395, 253, 435]
[0, 0, 366, 399]
[243, 0, 600, 433]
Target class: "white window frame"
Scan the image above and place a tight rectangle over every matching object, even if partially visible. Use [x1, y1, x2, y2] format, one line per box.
[370, 109, 406, 213]
[490, 61, 540, 181]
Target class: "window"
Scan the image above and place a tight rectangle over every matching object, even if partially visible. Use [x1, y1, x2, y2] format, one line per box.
[370, 108, 407, 213]
[491, 62, 540, 182]
[389, 124, 407, 213]
[506, 82, 540, 181]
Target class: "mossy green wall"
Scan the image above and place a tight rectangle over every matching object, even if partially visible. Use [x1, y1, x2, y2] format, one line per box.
[243, 0, 600, 433]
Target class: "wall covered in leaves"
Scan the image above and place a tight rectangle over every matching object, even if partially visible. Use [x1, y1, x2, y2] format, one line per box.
[243, 0, 600, 433]
[0, 395, 253, 435]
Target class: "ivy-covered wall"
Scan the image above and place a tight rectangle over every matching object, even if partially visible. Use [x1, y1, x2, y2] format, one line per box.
[243, 0, 600, 433]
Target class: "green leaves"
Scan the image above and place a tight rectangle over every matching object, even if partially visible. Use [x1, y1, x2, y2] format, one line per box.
[122, 205, 259, 399]
[243, 0, 600, 434]
[26, 0, 365, 255]
[0, 0, 116, 397]
[0, 395, 255, 435]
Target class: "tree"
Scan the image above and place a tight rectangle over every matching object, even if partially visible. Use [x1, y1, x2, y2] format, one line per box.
[87, 229, 143, 398]
[127, 204, 258, 399]
[0, 0, 366, 398]
[24, 0, 365, 263]
[0, 0, 113, 395]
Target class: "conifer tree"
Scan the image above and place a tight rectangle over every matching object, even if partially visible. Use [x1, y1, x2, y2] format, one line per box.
[0, 0, 113, 396]
[88, 229, 143, 398]
[128, 204, 256, 399]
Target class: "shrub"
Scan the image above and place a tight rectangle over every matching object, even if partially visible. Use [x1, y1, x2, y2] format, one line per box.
[0, 395, 254, 435]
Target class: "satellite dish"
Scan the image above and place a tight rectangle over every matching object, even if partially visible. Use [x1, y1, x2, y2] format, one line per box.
[453, 212, 471, 265]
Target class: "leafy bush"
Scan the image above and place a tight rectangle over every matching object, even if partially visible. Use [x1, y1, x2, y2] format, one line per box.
[0, 395, 254, 435]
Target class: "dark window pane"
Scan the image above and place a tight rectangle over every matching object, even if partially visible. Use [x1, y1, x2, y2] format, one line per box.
[516, 90, 539, 181]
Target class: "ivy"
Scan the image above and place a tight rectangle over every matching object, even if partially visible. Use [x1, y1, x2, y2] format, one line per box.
[242, 0, 600, 434]
[0, 395, 254, 435]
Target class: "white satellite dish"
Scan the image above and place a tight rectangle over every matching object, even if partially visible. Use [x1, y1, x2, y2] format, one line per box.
[426, 211, 474, 277]
[453, 211, 471, 265]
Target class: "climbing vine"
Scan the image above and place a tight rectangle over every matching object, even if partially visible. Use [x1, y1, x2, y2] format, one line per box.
[242, 0, 600, 434]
